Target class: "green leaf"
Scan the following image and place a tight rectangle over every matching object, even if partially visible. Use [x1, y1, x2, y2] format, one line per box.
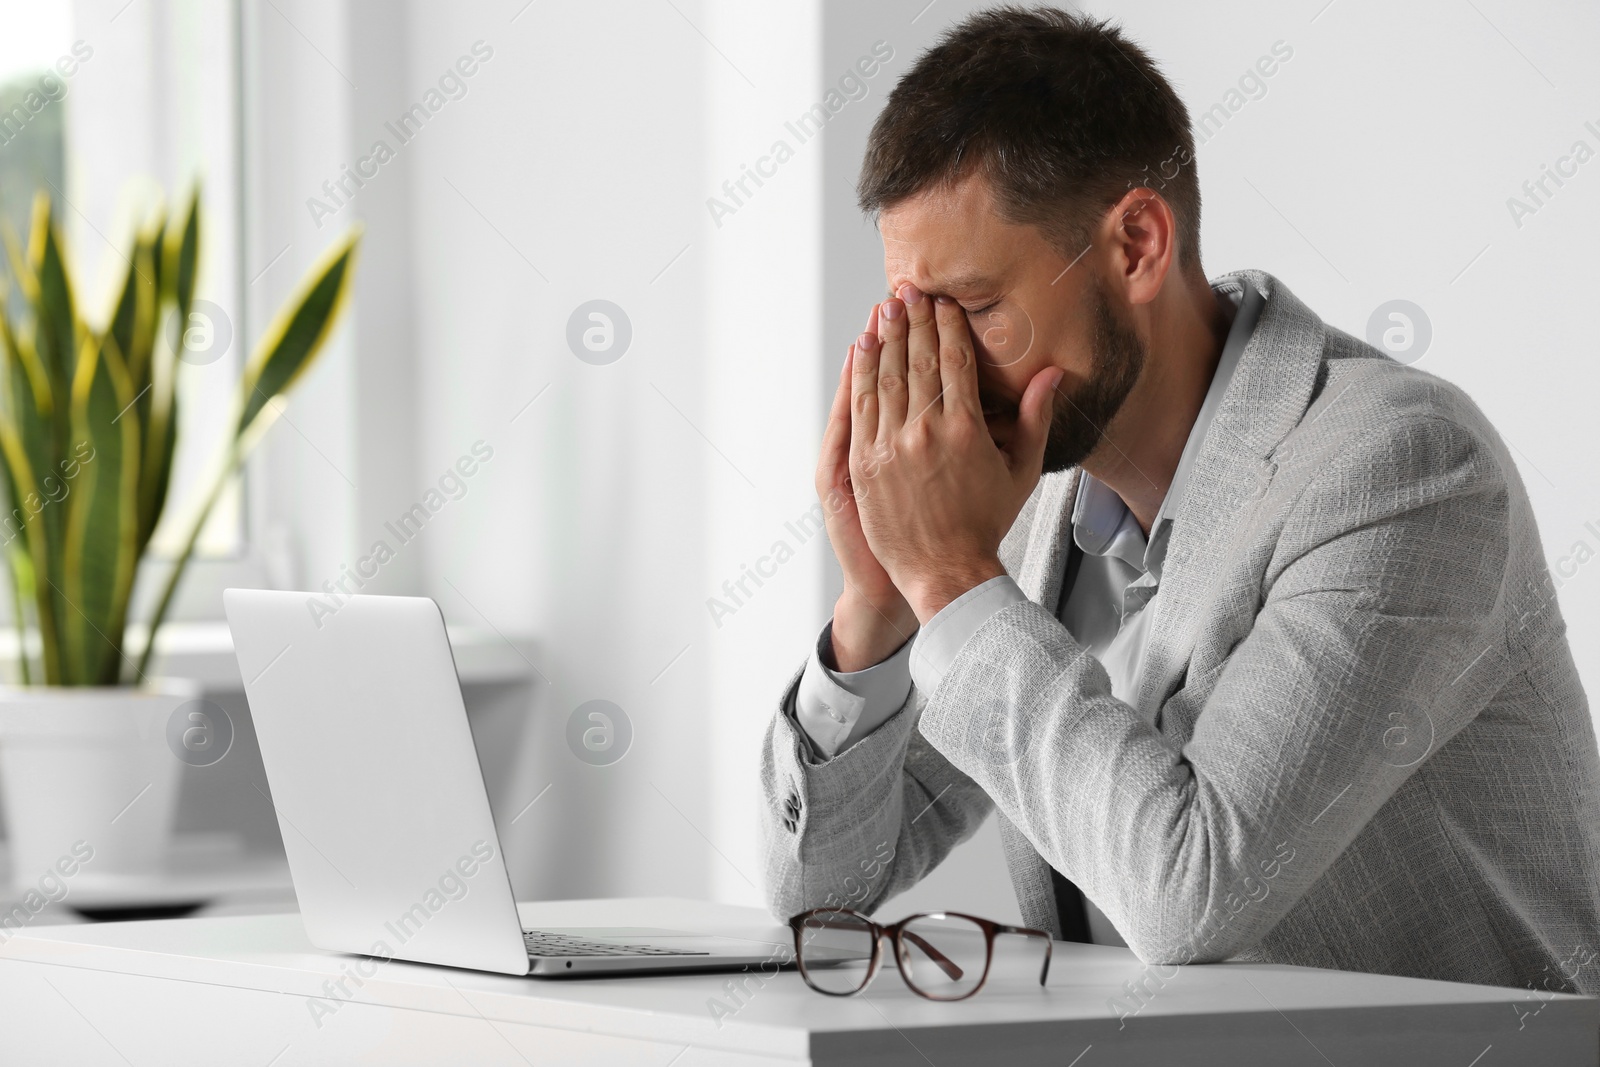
[0, 288, 67, 680]
[111, 211, 164, 393]
[135, 225, 362, 681]
[0, 404, 60, 683]
[27, 193, 78, 463]
[0, 215, 30, 295]
[237, 227, 361, 444]
[123, 236, 162, 550]
[136, 191, 198, 552]
[0, 294, 42, 683]
[64, 333, 139, 686]
[4, 544, 33, 684]
[0, 288, 54, 427]
[164, 186, 199, 323]
[140, 380, 177, 557]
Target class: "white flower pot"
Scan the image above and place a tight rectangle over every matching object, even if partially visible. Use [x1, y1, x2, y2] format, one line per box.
[0, 679, 200, 890]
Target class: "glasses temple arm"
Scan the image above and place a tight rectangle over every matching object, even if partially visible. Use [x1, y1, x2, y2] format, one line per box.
[996, 924, 1054, 985]
[799, 916, 877, 938]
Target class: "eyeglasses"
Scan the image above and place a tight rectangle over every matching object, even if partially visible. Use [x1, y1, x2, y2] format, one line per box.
[788, 907, 1052, 1000]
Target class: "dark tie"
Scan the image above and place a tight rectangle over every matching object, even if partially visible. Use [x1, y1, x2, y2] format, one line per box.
[1050, 867, 1094, 943]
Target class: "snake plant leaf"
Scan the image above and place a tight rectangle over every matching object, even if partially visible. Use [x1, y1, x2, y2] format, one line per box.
[0, 404, 61, 683]
[0, 288, 70, 679]
[0, 295, 48, 616]
[0, 296, 59, 555]
[0, 215, 30, 296]
[136, 193, 198, 551]
[134, 225, 362, 681]
[27, 194, 80, 469]
[236, 226, 361, 447]
[0, 288, 54, 427]
[64, 331, 140, 686]
[139, 376, 177, 554]
[110, 212, 164, 393]
[120, 233, 163, 550]
[164, 187, 199, 326]
[3, 544, 34, 684]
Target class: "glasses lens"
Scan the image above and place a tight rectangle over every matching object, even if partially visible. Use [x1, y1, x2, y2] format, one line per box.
[797, 910, 876, 995]
[898, 914, 990, 1000]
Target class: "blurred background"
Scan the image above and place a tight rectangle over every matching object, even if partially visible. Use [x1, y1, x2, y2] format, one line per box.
[0, 0, 1594, 927]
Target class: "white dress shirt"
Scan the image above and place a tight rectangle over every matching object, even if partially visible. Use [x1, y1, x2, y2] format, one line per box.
[789, 277, 1266, 942]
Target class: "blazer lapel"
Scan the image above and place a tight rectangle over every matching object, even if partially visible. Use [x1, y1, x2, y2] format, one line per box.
[994, 468, 1079, 935]
[1135, 271, 1328, 719]
[1009, 469, 1080, 607]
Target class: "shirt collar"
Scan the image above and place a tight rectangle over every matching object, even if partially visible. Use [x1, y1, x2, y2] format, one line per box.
[1071, 277, 1267, 573]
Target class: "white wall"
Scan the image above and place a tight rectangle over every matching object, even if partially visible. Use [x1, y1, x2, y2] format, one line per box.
[400, 0, 833, 902]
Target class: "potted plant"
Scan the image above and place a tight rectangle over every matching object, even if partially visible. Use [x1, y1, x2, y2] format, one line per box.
[0, 187, 359, 890]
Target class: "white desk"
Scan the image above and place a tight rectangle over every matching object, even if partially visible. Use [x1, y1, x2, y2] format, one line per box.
[0, 897, 1592, 1065]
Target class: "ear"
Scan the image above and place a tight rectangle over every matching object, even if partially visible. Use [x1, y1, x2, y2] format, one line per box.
[1100, 187, 1177, 308]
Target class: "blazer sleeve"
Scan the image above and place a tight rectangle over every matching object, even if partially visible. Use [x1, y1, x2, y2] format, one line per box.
[759, 664, 994, 923]
[914, 413, 1513, 964]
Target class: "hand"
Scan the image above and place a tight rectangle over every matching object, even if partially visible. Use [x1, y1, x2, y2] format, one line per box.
[850, 285, 1063, 623]
[816, 305, 919, 672]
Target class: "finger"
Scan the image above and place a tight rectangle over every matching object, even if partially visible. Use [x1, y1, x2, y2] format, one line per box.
[875, 295, 909, 439]
[820, 344, 854, 472]
[931, 295, 982, 418]
[900, 284, 941, 420]
[851, 326, 881, 464]
[1012, 366, 1065, 475]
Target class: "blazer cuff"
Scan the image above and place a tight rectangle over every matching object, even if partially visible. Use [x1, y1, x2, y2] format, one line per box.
[792, 622, 916, 759]
[910, 576, 1028, 697]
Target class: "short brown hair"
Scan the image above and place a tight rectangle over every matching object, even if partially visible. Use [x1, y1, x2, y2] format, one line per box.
[858, 6, 1202, 269]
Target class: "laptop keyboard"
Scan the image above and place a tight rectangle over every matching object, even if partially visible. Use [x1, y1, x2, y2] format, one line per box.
[522, 930, 711, 957]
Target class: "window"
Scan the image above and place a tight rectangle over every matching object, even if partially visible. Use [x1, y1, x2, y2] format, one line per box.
[62, 0, 250, 562]
[0, 4, 71, 294]
[0, 1, 265, 631]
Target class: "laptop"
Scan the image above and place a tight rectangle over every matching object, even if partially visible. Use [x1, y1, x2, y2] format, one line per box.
[224, 588, 840, 977]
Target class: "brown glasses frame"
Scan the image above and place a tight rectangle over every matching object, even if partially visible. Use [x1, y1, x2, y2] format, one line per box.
[788, 907, 1053, 1001]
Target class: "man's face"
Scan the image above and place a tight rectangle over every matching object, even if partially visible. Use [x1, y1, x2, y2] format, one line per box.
[879, 173, 1146, 473]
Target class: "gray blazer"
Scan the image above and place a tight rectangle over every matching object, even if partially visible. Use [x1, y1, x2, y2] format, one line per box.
[760, 269, 1600, 993]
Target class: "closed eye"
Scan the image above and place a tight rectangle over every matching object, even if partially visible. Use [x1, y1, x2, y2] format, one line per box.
[965, 300, 999, 317]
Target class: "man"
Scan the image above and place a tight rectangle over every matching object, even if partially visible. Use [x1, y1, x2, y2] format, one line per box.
[759, 7, 1600, 993]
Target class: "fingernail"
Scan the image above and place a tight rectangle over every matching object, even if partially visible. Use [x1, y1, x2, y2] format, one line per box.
[857, 331, 877, 350]
[899, 283, 924, 304]
[881, 300, 903, 321]
[935, 294, 955, 305]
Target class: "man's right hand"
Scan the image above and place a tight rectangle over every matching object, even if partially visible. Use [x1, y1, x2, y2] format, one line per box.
[816, 303, 920, 673]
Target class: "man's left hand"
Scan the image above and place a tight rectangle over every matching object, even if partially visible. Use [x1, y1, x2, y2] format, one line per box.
[850, 284, 1064, 624]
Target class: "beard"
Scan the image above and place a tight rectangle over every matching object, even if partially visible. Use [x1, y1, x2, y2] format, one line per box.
[1035, 278, 1147, 474]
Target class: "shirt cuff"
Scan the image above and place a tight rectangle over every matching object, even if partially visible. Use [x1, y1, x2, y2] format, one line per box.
[791, 622, 916, 759]
[909, 576, 1027, 697]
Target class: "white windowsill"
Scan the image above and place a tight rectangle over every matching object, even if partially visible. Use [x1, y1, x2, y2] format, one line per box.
[0, 623, 541, 690]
